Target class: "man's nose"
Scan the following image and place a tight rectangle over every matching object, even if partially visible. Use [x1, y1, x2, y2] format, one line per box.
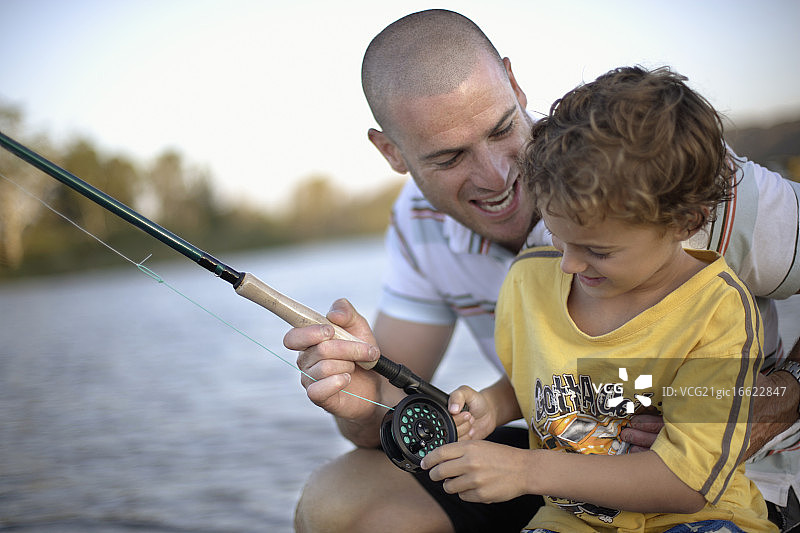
[470, 145, 511, 191]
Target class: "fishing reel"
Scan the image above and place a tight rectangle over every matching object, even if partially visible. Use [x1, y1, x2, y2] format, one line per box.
[370, 355, 458, 472]
[380, 393, 456, 473]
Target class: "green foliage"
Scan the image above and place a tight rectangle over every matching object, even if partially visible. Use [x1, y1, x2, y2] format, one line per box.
[3, 100, 798, 281]
[0, 104, 403, 279]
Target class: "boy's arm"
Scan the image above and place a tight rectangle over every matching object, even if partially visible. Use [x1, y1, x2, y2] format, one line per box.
[525, 449, 705, 513]
[480, 375, 523, 426]
[423, 443, 704, 513]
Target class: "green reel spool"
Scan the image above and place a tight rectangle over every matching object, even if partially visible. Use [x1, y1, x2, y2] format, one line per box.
[380, 393, 457, 472]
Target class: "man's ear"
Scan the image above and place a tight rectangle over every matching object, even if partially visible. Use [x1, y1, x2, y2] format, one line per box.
[368, 128, 409, 174]
[503, 57, 528, 110]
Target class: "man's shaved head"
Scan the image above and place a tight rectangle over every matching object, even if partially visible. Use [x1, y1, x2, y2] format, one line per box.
[362, 9, 505, 135]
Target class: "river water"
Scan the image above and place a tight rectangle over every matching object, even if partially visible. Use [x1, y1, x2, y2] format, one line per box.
[0, 236, 502, 532]
[2, 236, 799, 532]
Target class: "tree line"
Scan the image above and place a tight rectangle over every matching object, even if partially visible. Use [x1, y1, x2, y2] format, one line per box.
[0, 104, 403, 279]
[2, 101, 797, 280]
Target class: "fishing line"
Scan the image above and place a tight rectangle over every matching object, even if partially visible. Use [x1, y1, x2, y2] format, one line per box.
[0, 171, 393, 410]
[1, 131, 457, 472]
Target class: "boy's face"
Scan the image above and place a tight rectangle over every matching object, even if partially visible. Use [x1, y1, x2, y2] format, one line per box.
[542, 212, 688, 301]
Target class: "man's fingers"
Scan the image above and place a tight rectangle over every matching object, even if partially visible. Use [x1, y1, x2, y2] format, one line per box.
[300, 356, 357, 383]
[618, 413, 664, 449]
[284, 323, 335, 352]
[628, 414, 665, 433]
[628, 445, 651, 454]
[620, 427, 659, 448]
[326, 298, 357, 325]
[327, 298, 378, 343]
[296, 338, 378, 373]
[304, 373, 352, 406]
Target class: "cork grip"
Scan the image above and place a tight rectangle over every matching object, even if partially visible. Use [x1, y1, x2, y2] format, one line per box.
[234, 272, 378, 370]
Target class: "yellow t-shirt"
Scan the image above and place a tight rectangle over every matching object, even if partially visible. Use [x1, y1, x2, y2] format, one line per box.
[495, 247, 776, 533]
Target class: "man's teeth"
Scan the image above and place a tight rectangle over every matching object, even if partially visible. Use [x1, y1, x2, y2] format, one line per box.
[478, 185, 515, 212]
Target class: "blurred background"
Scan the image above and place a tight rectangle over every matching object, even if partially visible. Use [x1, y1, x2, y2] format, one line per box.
[1, 0, 799, 275]
[1, 1, 799, 531]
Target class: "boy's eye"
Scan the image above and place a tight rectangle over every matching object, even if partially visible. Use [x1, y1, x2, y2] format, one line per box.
[587, 248, 610, 259]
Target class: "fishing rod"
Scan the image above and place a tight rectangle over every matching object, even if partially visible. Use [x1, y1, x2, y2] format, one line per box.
[0, 130, 454, 472]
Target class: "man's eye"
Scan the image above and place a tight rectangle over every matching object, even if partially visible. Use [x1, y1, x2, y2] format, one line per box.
[492, 120, 515, 138]
[436, 154, 461, 168]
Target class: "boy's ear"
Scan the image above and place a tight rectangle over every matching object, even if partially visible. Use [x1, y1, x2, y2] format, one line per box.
[368, 128, 409, 174]
[676, 208, 710, 241]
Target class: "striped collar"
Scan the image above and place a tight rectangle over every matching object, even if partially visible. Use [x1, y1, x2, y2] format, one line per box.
[440, 205, 552, 258]
[442, 216, 496, 255]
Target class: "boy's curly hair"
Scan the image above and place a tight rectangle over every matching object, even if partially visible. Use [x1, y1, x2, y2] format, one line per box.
[520, 66, 737, 231]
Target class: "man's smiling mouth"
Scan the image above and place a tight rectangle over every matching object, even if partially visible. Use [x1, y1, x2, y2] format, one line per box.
[473, 180, 517, 213]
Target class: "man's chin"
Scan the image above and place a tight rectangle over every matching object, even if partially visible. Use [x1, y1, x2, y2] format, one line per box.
[476, 222, 529, 252]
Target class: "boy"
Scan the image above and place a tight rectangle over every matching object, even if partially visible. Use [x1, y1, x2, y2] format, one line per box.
[420, 66, 777, 532]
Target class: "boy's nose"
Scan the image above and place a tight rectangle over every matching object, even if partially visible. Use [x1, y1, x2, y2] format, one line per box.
[559, 247, 587, 274]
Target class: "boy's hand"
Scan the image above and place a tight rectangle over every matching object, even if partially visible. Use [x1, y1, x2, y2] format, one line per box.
[448, 385, 497, 441]
[420, 441, 529, 503]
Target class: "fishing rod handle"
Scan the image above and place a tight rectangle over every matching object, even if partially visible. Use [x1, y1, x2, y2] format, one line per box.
[234, 272, 378, 370]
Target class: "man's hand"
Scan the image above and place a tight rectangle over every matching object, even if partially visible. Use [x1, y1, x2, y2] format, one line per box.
[620, 414, 664, 453]
[285, 298, 382, 423]
[745, 369, 800, 460]
[618, 369, 800, 460]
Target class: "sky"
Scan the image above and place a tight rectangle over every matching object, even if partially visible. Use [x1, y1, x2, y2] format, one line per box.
[1, 0, 799, 210]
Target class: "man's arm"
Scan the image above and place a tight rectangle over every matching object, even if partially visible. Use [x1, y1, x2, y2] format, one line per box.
[748, 337, 800, 459]
[288, 302, 454, 448]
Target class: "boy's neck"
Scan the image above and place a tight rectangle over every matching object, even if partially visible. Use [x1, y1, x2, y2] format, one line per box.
[567, 250, 708, 337]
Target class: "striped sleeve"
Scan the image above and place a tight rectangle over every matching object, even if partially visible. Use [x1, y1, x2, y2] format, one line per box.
[651, 270, 764, 504]
[379, 205, 458, 326]
[700, 155, 800, 299]
[701, 271, 764, 504]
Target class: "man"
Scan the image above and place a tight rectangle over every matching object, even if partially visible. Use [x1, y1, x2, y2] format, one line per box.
[288, 9, 800, 533]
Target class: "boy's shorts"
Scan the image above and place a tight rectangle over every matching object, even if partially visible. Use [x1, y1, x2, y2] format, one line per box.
[525, 519, 746, 533]
[412, 426, 544, 533]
